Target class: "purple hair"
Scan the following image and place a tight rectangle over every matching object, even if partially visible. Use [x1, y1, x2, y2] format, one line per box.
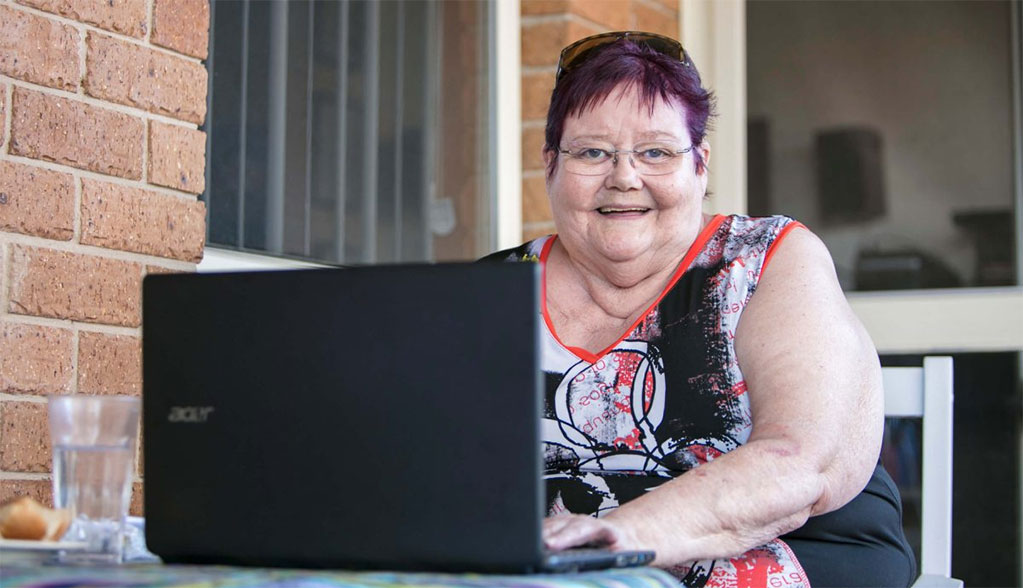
[544, 39, 716, 175]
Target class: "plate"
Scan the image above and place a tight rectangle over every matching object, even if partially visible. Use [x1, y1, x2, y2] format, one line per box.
[0, 538, 89, 551]
[0, 538, 89, 563]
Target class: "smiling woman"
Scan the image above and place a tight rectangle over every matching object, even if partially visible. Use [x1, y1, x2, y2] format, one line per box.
[483, 32, 917, 588]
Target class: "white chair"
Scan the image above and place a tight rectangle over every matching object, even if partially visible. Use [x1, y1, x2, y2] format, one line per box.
[883, 356, 963, 588]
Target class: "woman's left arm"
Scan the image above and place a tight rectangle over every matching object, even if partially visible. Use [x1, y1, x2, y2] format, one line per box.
[543, 227, 884, 566]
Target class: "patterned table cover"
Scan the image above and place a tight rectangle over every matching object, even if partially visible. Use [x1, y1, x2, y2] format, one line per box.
[0, 563, 680, 588]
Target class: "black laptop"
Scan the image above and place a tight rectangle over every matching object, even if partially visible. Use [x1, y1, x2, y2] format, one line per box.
[142, 262, 654, 573]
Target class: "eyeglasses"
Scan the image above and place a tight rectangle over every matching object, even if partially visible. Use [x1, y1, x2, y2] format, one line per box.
[558, 143, 696, 176]
[556, 31, 690, 81]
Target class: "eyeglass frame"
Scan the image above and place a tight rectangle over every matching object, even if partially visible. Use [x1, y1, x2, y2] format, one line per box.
[555, 31, 691, 82]
[556, 144, 697, 176]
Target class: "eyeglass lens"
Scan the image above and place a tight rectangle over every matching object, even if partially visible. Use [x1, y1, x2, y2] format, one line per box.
[562, 151, 687, 177]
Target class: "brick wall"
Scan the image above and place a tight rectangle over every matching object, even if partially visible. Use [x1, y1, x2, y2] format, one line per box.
[520, 0, 680, 241]
[0, 0, 209, 514]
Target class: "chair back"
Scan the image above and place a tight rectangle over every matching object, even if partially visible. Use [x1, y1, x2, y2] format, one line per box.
[882, 356, 954, 578]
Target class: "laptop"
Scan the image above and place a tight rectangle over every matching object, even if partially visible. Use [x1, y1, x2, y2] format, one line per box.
[142, 262, 654, 573]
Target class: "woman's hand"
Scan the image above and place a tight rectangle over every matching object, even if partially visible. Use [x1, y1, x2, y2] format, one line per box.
[542, 513, 644, 554]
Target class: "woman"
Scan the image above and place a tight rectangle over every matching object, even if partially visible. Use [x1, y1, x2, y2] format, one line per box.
[485, 32, 915, 587]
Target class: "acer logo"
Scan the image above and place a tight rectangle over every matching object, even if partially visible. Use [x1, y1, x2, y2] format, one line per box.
[168, 406, 215, 423]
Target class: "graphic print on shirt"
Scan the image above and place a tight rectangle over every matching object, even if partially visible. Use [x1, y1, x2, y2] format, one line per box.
[553, 340, 666, 461]
[543, 338, 670, 516]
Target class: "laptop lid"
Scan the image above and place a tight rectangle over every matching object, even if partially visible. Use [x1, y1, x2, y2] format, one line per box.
[142, 262, 547, 572]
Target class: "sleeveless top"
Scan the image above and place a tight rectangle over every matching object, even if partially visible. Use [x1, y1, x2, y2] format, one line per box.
[486, 214, 916, 588]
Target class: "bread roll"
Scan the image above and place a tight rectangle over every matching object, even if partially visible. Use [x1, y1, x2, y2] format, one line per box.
[0, 496, 71, 541]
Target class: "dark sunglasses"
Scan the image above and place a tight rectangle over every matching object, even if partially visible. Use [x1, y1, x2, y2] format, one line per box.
[555, 31, 690, 81]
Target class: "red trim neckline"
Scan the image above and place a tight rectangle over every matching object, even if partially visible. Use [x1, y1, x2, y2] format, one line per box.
[539, 214, 727, 364]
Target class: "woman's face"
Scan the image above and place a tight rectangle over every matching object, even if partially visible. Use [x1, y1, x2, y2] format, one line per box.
[545, 84, 709, 268]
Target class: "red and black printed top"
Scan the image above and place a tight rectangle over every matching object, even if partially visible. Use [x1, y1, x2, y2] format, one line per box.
[485, 214, 916, 588]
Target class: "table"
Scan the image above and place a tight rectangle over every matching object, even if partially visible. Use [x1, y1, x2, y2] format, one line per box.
[0, 563, 680, 588]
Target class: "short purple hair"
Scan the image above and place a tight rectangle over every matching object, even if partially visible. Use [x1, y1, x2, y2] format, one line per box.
[544, 39, 715, 175]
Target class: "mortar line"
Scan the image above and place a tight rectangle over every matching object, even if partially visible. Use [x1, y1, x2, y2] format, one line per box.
[0, 153, 202, 203]
[0, 392, 48, 403]
[2, 312, 141, 336]
[77, 24, 87, 96]
[145, 0, 155, 44]
[2, 231, 199, 270]
[2, 81, 11, 153]
[1, 77, 203, 131]
[0, 470, 50, 478]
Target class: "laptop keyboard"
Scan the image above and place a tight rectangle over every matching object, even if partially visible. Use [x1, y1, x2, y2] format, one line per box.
[543, 547, 654, 572]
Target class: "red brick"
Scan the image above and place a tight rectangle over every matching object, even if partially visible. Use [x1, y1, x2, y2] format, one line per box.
[0, 5, 80, 92]
[569, 0, 632, 30]
[136, 421, 143, 477]
[135, 419, 143, 478]
[85, 32, 207, 125]
[0, 322, 74, 395]
[634, 1, 678, 39]
[129, 480, 143, 516]
[522, 126, 547, 171]
[523, 223, 557, 243]
[522, 71, 555, 121]
[80, 179, 206, 262]
[77, 332, 140, 396]
[8, 245, 143, 327]
[522, 175, 552, 223]
[0, 401, 51, 473]
[144, 264, 185, 276]
[16, 0, 147, 38]
[522, 19, 602, 67]
[525, 0, 634, 28]
[149, 122, 206, 194]
[9, 87, 144, 180]
[0, 478, 52, 507]
[522, 0, 569, 16]
[0, 160, 74, 240]
[152, 0, 210, 59]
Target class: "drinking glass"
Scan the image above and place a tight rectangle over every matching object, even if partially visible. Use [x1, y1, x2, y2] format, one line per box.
[48, 394, 140, 564]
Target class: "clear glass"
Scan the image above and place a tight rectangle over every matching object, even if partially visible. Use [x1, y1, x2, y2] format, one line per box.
[48, 395, 140, 564]
[747, 0, 1019, 291]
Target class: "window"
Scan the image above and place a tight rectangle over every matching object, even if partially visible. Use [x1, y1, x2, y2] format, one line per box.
[203, 0, 494, 266]
[747, 0, 1021, 291]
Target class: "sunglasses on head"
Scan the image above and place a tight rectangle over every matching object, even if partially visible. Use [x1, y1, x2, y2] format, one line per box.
[555, 31, 690, 81]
